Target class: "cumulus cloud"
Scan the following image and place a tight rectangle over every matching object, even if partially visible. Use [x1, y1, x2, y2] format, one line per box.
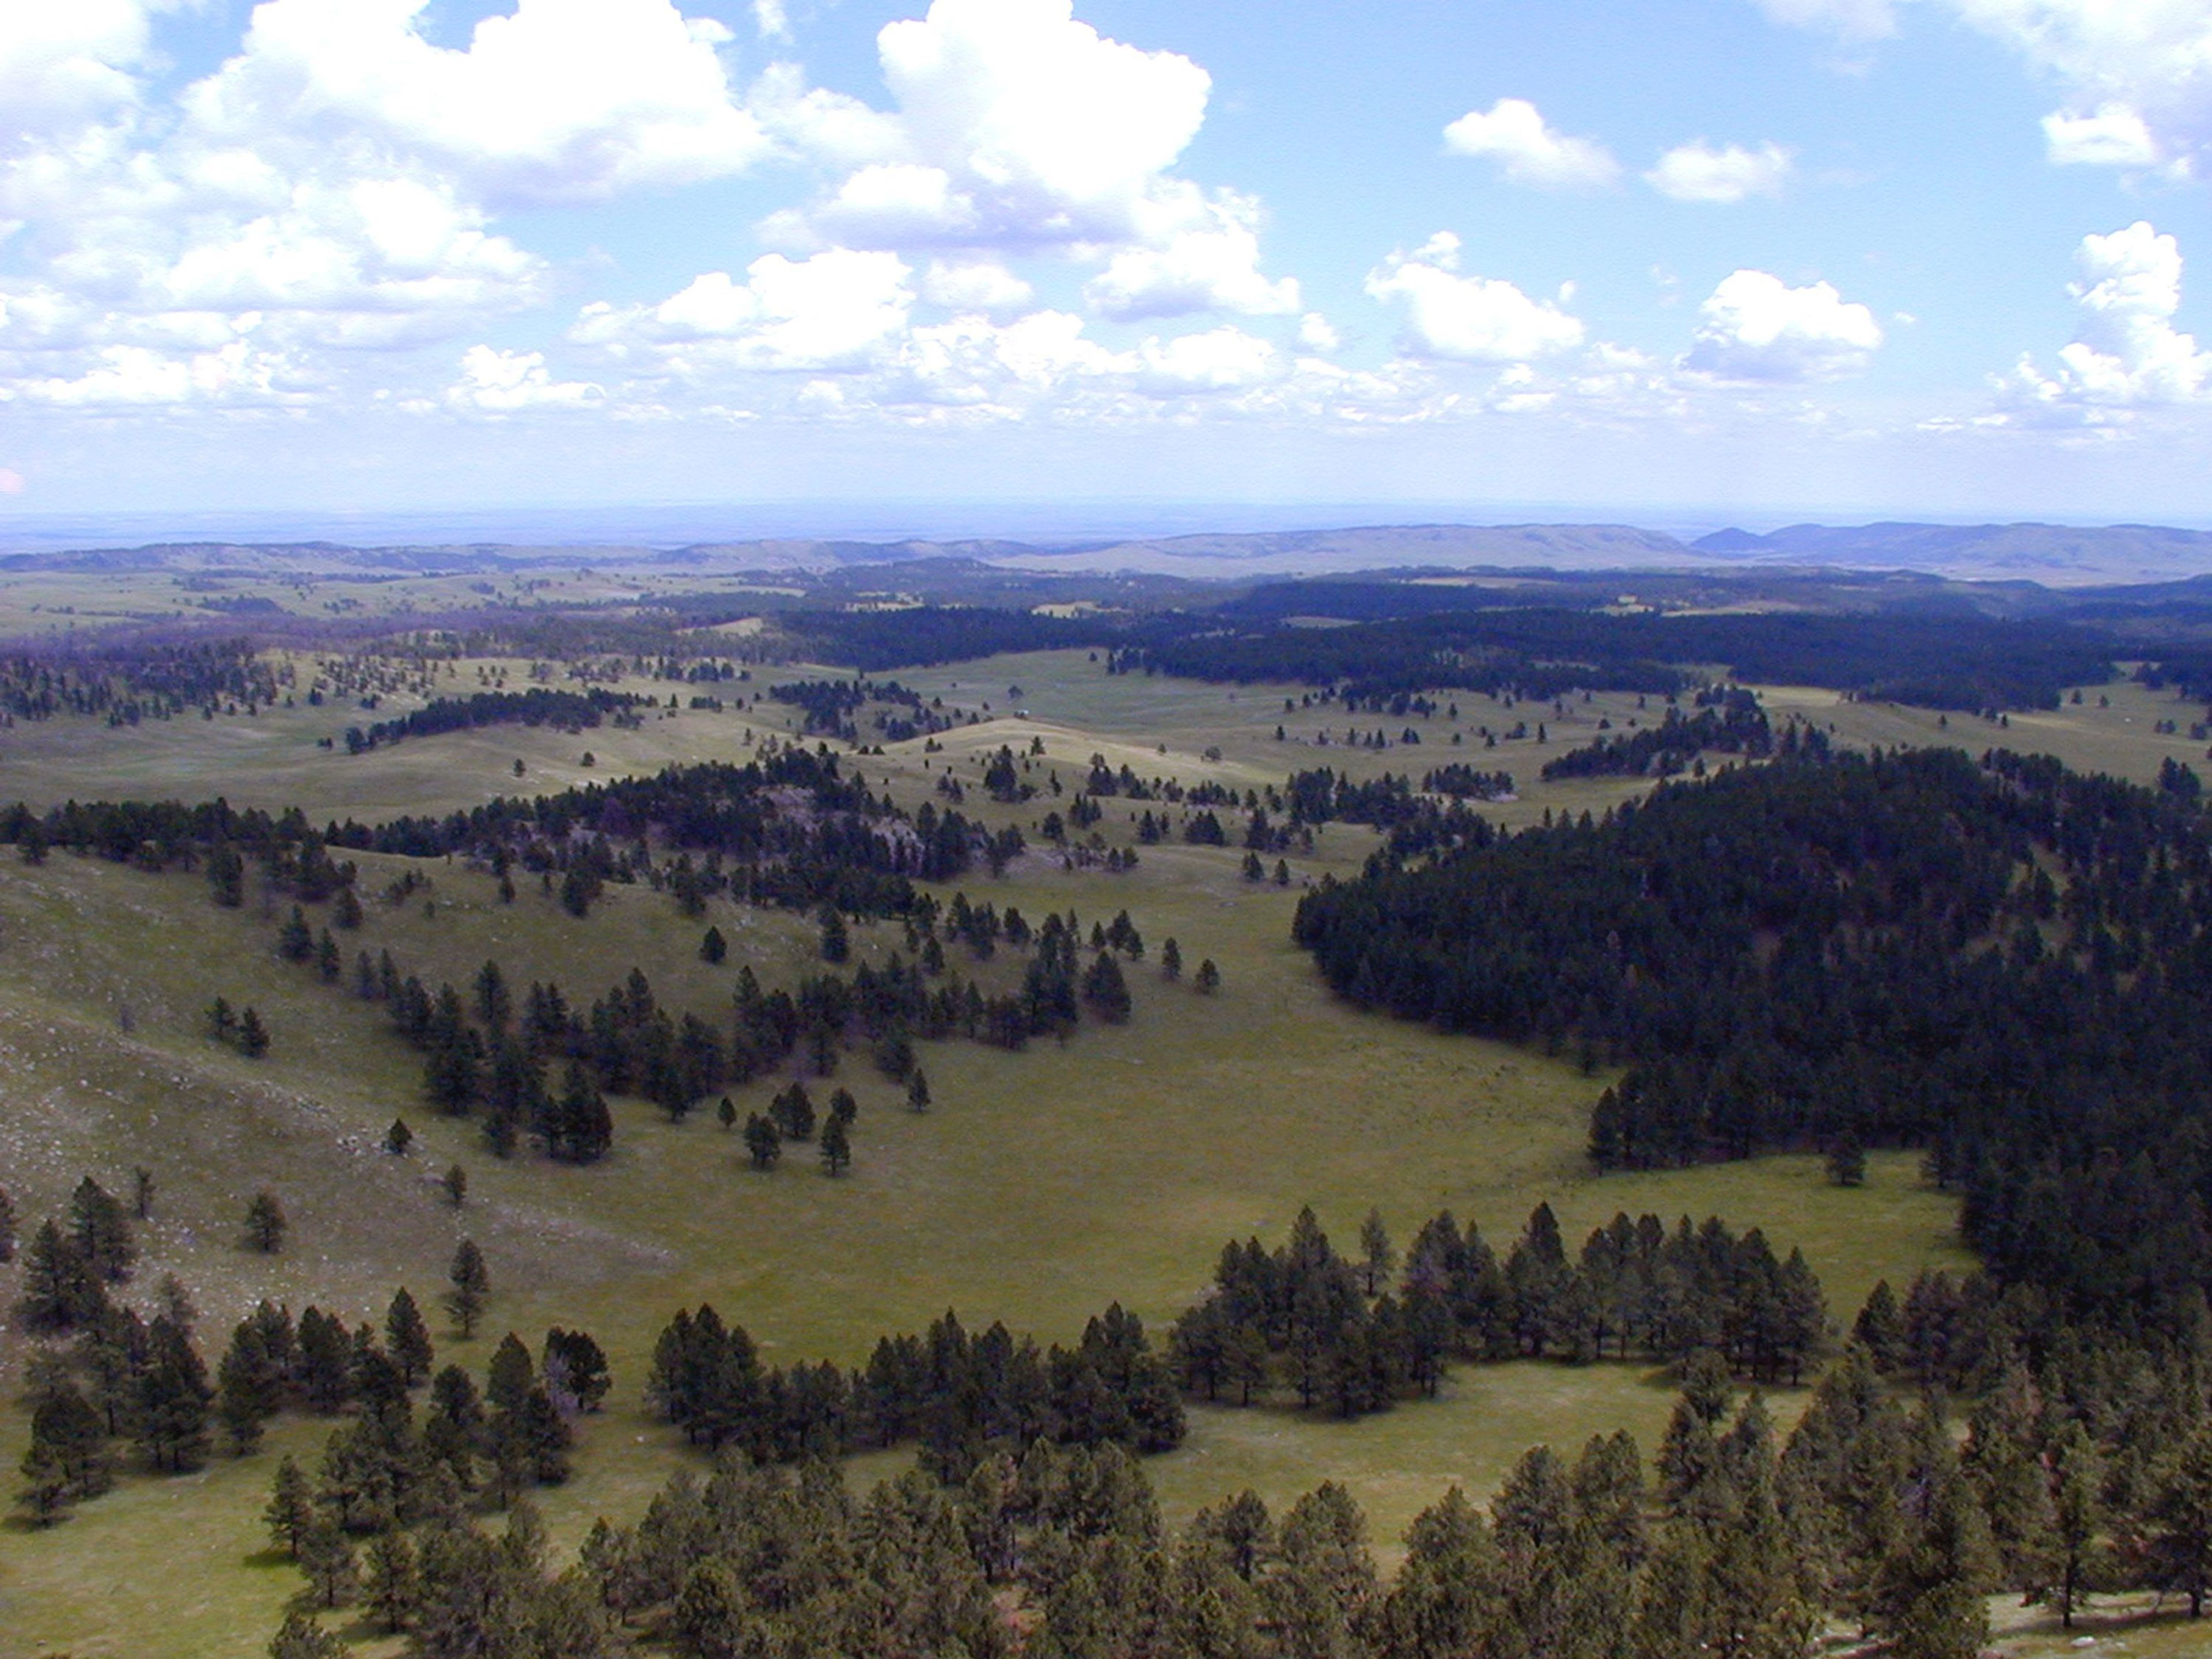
[1646, 141, 1794, 203]
[921, 258, 1033, 316]
[2043, 101, 2162, 168]
[183, 0, 769, 206]
[445, 343, 600, 411]
[0, 0, 155, 131]
[1365, 233, 1585, 363]
[1, 340, 301, 407]
[1442, 99, 1620, 189]
[2009, 221, 2212, 420]
[1682, 268, 1883, 381]
[1084, 199, 1300, 320]
[771, 0, 1297, 322]
[574, 249, 915, 373]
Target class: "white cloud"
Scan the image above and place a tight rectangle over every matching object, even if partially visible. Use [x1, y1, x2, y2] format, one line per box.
[772, 0, 1295, 323]
[0, 1, 154, 131]
[2009, 221, 2212, 420]
[1365, 233, 1585, 363]
[1084, 199, 1300, 320]
[752, 0, 791, 43]
[1298, 312, 1340, 351]
[1764, 1, 2212, 171]
[1134, 326, 1278, 392]
[183, 0, 769, 206]
[574, 249, 915, 372]
[2043, 101, 2162, 168]
[1442, 98, 1621, 190]
[2, 340, 300, 407]
[1682, 268, 1883, 380]
[921, 258, 1033, 316]
[445, 343, 600, 411]
[1646, 141, 1794, 203]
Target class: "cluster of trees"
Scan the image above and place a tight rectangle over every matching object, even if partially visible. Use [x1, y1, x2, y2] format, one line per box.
[782, 605, 1117, 669]
[0, 634, 278, 724]
[1167, 1206, 1827, 1421]
[1419, 762, 1517, 800]
[273, 1336, 2171, 1659]
[343, 687, 645, 753]
[766, 676, 953, 743]
[1539, 687, 1777, 780]
[338, 895, 1152, 1160]
[1128, 605, 2113, 710]
[14, 1218, 516, 1528]
[645, 1302, 1184, 1475]
[1296, 740, 2212, 1331]
[323, 749, 1014, 914]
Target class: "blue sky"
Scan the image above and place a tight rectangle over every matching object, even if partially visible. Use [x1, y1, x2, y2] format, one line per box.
[3, 0, 2211, 531]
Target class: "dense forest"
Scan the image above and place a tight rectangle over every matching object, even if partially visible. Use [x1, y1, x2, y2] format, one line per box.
[1126, 608, 2116, 710]
[343, 688, 648, 753]
[1295, 738, 2212, 1332]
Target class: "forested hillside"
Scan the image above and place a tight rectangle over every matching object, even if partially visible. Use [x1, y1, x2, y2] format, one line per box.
[1296, 740, 2212, 1328]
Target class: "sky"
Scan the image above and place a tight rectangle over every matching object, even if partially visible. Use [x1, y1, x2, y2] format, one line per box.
[3, 0, 2212, 534]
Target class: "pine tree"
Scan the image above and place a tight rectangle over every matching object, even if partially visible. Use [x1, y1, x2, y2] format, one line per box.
[1160, 937, 1183, 980]
[1194, 958, 1222, 994]
[14, 1218, 98, 1334]
[297, 1517, 358, 1608]
[716, 1094, 736, 1131]
[15, 1381, 109, 1525]
[70, 1175, 135, 1283]
[277, 905, 314, 962]
[385, 1287, 434, 1388]
[2153, 1420, 2212, 1618]
[1359, 1209, 1396, 1297]
[244, 1190, 287, 1254]
[906, 1068, 931, 1113]
[1081, 952, 1132, 1022]
[0, 1183, 14, 1262]
[819, 903, 850, 964]
[135, 1314, 214, 1474]
[362, 1528, 420, 1634]
[217, 1320, 282, 1455]
[239, 1006, 270, 1058]
[264, 1455, 317, 1559]
[700, 925, 727, 964]
[445, 1240, 490, 1340]
[821, 1113, 853, 1176]
[442, 1164, 468, 1207]
[743, 1112, 782, 1170]
[384, 1117, 414, 1156]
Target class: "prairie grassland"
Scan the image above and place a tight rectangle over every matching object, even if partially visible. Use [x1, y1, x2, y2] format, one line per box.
[7, 637, 2158, 1656]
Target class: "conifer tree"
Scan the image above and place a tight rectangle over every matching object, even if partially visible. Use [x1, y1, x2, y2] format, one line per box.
[134, 1315, 213, 1474]
[445, 1240, 490, 1340]
[906, 1068, 931, 1113]
[15, 1218, 97, 1334]
[820, 1113, 852, 1176]
[385, 1287, 434, 1388]
[239, 1006, 270, 1058]
[263, 1455, 317, 1559]
[70, 1175, 135, 1283]
[0, 1183, 14, 1262]
[244, 1190, 287, 1254]
[267, 1611, 346, 1659]
[1194, 957, 1222, 994]
[743, 1112, 782, 1170]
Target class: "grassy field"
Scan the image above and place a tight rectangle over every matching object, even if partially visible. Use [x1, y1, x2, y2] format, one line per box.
[1, 636, 2183, 1656]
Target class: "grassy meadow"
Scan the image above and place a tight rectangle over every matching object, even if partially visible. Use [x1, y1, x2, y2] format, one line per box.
[0, 631, 2190, 1656]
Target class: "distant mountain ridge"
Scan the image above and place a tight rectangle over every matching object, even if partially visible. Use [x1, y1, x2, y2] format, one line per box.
[5, 518, 2212, 584]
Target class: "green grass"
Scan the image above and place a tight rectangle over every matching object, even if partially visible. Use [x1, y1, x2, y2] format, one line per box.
[2, 638, 2130, 1656]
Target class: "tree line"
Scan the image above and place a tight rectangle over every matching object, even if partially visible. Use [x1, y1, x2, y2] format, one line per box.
[343, 686, 646, 753]
[1167, 1205, 1827, 1421]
